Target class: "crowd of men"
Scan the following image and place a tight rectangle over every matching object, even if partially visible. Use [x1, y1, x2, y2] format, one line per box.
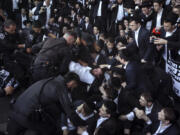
[0, 0, 180, 135]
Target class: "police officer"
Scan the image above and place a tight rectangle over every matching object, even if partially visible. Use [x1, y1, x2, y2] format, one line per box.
[32, 31, 77, 82]
[24, 20, 58, 54]
[0, 19, 25, 59]
[22, 20, 48, 54]
[0, 19, 26, 80]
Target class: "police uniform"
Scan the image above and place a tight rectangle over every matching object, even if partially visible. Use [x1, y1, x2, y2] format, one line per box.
[0, 29, 27, 81]
[0, 30, 20, 57]
[23, 29, 48, 49]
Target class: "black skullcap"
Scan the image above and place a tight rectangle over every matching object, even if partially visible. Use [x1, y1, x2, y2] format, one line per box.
[96, 40, 104, 49]
[32, 20, 42, 28]
[153, 0, 164, 4]
[141, 1, 152, 8]
[116, 37, 128, 45]
[81, 32, 94, 46]
[165, 12, 179, 25]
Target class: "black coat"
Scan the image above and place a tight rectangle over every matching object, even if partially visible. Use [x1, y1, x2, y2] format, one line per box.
[82, 23, 93, 34]
[95, 54, 107, 65]
[0, 30, 21, 55]
[151, 8, 169, 30]
[117, 87, 136, 114]
[109, 4, 125, 26]
[34, 38, 72, 75]
[16, 14, 29, 30]
[92, 0, 109, 19]
[149, 122, 180, 135]
[126, 102, 162, 133]
[87, 114, 118, 135]
[10, 75, 86, 131]
[163, 28, 180, 61]
[125, 61, 153, 96]
[127, 27, 153, 62]
[139, 11, 154, 30]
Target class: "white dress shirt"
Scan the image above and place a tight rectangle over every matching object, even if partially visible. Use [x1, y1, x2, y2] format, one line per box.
[82, 117, 109, 135]
[31, 7, 39, 20]
[126, 111, 135, 121]
[145, 104, 153, 115]
[126, 105, 153, 125]
[165, 0, 171, 5]
[69, 61, 95, 84]
[96, 117, 108, 128]
[156, 8, 163, 28]
[95, 54, 100, 63]
[85, 23, 89, 30]
[12, 0, 19, 11]
[97, 1, 102, 17]
[95, 34, 99, 41]
[153, 121, 171, 135]
[21, 15, 27, 29]
[145, 14, 152, 31]
[135, 26, 141, 47]
[82, 116, 108, 135]
[43, 0, 52, 28]
[116, 4, 124, 22]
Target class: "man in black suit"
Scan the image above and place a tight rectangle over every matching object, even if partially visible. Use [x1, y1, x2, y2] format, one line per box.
[77, 100, 118, 135]
[153, 12, 180, 63]
[2, 0, 20, 21]
[92, 0, 109, 32]
[152, 0, 169, 30]
[139, 1, 154, 31]
[82, 16, 93, 34]
[146, 107, 180, 135]
[117, 49, 153, 100]
[93, 25, 100, 41]
[108, 0, 125, 35]
[127, 17, 154, 63]
[16, 8, 28, 30]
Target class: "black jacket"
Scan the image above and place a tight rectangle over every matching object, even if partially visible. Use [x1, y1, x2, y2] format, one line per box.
[34, 38, 72, 75]
[87, 114, 118, 135]
[127, 27, 153, 62]
[92, 0, 109, 19]
[0, 30, 21, 55]
[0, 88, 5, 97]
[82, 23, 93, 34]
[11, 75, 86, 130]
[125, 61, 153, 96]
[151, 8, 169, 30]
[148, 122, 180, 135]
[161, 28, 180, 61]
